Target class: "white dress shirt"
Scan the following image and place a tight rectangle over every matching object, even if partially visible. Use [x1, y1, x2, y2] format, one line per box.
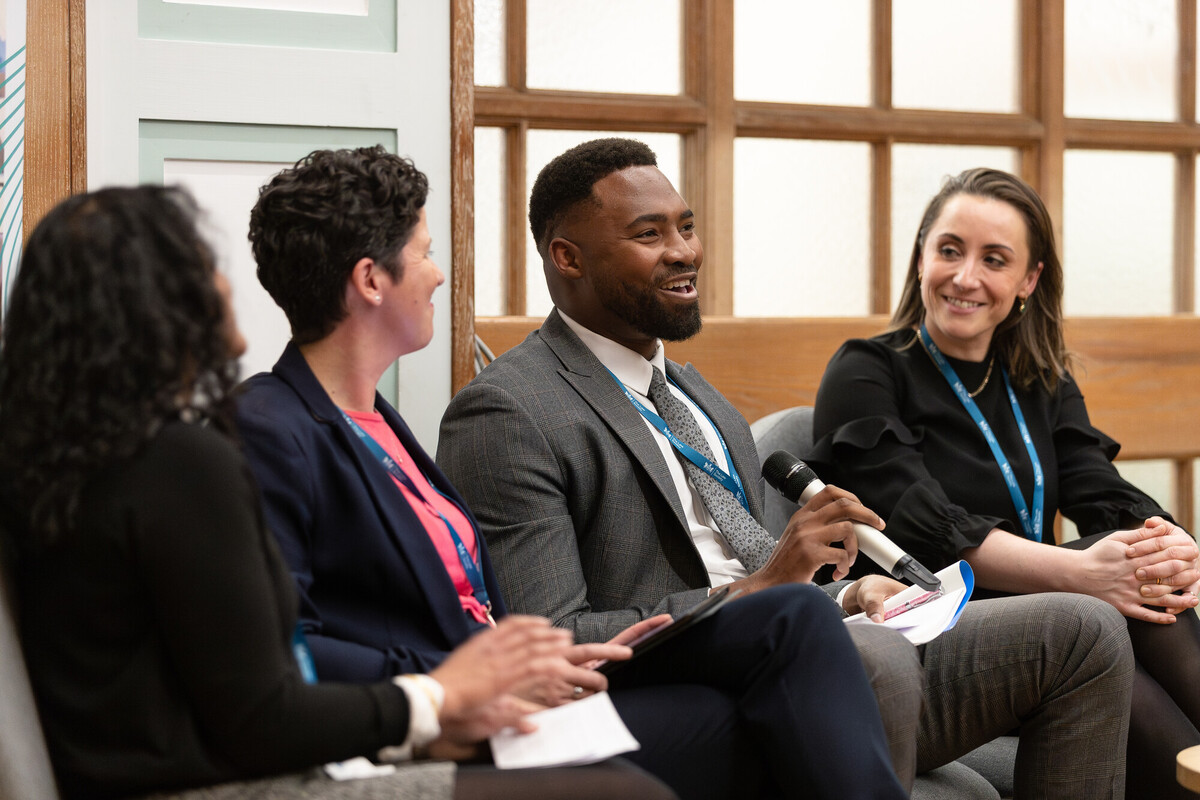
[558, 310, 750, 587]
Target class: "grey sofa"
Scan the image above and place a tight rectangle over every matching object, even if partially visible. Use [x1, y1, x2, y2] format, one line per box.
[751, 406, 1016, 800]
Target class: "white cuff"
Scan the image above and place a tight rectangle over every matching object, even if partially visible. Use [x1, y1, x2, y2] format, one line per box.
[378, 674, 444, 762]
[835, 584, 852, 612]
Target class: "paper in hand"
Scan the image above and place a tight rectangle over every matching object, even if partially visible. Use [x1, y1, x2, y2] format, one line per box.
[489, 691, 639, 769]
[844, 560, 974, 645]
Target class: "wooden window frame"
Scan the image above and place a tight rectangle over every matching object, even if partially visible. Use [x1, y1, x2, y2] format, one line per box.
[451, 0, 1200, 527]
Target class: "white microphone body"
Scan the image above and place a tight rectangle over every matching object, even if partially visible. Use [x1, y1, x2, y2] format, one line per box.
[794, 478, 911, 576]
[762, 451, 941, 591]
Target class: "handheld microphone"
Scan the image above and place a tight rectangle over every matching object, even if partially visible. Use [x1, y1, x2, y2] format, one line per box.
[762, 450, 941, 592]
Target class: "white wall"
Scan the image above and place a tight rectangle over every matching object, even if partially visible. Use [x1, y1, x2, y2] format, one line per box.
[86, 0, 452, 449]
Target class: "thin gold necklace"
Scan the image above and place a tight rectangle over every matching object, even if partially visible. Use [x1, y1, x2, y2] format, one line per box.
[916, 331, 995, 397]
[968, 354, 996, 398]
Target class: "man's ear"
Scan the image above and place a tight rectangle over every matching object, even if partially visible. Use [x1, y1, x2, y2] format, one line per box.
[548, 237, 584, 279]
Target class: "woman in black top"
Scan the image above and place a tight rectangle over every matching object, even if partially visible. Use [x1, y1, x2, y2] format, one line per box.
[812, 167, 1200, 799]
[0, 186, 672, 800]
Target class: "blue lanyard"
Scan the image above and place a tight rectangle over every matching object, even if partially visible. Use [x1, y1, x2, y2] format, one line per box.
[918, 326, 1044, 542]
[341, 411, 495, 621]
[292, 625, 318, 683]
[606, 367, 751, 513]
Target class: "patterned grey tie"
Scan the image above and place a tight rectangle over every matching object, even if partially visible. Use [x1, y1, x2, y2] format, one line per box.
[646, 367, 776, 572]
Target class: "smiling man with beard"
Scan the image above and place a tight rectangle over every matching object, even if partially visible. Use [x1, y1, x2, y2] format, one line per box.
[438, 137, 1136, 798]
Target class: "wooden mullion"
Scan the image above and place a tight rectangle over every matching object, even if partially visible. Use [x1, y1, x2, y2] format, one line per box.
[476, 87, 706, 128]
[1176, 1, 1197, 318]
[868, 0, 892, 316]
[506, 0, 525, 91]
[681, 0, 706, 236]
[1181, 0, 1197, 124]
[500, 0, 526, 319]
[871, 142, 892, 315]
[698, 0, 735, 315]
[504, 124, 527, 316]
[1018, 0, 1041, 188]
[736, 104, 1042, 144]
[872, 0, 892, 111]
[1036, 0, 1065, 242]
[1066, 118, 1200, 151]
[1176, 152, 1196, 315]
[450, 0, 476, 394]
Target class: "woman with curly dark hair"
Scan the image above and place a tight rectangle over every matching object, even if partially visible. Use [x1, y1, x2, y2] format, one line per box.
[0, 186, 675, 800]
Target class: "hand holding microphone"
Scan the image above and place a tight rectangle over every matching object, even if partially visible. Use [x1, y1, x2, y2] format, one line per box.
[762, 451, 941, 592]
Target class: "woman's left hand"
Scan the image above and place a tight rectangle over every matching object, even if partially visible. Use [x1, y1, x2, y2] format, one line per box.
[1125, 517, 1200, 603]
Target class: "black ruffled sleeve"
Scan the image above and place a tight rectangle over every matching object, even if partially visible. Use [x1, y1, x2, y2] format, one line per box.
[810, 336, 1015, 574]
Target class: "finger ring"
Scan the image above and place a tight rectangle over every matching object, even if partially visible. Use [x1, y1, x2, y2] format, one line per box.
[1156, 577, 1163, 585]
[572, 686, 584, 698]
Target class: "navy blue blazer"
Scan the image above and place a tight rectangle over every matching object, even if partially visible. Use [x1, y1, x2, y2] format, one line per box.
[235, 342, 505, 682]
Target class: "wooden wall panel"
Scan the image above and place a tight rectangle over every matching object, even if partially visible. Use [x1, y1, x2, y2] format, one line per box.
[475, 315, 1200, 462]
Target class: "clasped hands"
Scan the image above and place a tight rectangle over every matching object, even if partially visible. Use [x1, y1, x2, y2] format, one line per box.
[1086, 516, 1199, 624]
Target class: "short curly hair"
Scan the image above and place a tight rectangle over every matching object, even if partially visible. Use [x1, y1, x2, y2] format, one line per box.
[0, 185, 235, 544]
[249, 146, 429, 344]
[528, 137, 657, 256]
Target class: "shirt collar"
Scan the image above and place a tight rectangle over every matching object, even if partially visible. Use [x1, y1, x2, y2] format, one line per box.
[557, 309, 666, 396]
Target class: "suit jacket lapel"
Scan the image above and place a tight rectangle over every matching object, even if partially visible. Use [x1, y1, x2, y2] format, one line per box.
[539, 312, 693, 534]
[271, 343, 476, 641]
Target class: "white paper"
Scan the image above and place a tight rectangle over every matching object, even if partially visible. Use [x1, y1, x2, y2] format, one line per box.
[489, 691, 640, 769]
[324, 756, 397, 781]
[844, 560, 974, 645]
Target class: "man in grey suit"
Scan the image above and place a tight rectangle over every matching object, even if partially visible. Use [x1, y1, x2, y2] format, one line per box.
[439, 137, 1135, 798]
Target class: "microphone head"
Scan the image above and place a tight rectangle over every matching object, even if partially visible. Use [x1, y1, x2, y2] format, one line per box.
[762, 450, 819, 502]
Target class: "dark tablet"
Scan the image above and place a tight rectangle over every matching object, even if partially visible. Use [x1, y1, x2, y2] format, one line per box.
[595, 586, 739, 675]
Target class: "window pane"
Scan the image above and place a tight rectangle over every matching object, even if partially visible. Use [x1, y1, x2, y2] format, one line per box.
[891, 145, 1020, 309]
[1063, 150, 1173, 315]
[734, 0, 870, 106]
[1065, 0, 1177, 122]
[893, 0, 1018, 113]
[474, 0, 505, 87]
[474, 127, 505, 316]
[733, 138, 871, 316]
[524, 130, 683, 318]
[526, 0, 680, 94]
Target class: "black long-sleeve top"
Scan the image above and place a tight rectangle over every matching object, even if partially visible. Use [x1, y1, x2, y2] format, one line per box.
[810, 329, 1170, 578]
[14, 421, 412, 799]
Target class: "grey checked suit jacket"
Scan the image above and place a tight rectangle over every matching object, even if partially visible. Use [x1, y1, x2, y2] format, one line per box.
[439, 309, 803, 643]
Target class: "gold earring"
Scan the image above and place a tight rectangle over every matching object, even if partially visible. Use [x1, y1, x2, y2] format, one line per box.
[1018, 297, 1027, 314]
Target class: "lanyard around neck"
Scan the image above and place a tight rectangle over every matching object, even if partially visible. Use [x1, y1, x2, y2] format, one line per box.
[340, 411, 495, 621]
[606, 367, 750, 513]
[918, 326, 1044, 542]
